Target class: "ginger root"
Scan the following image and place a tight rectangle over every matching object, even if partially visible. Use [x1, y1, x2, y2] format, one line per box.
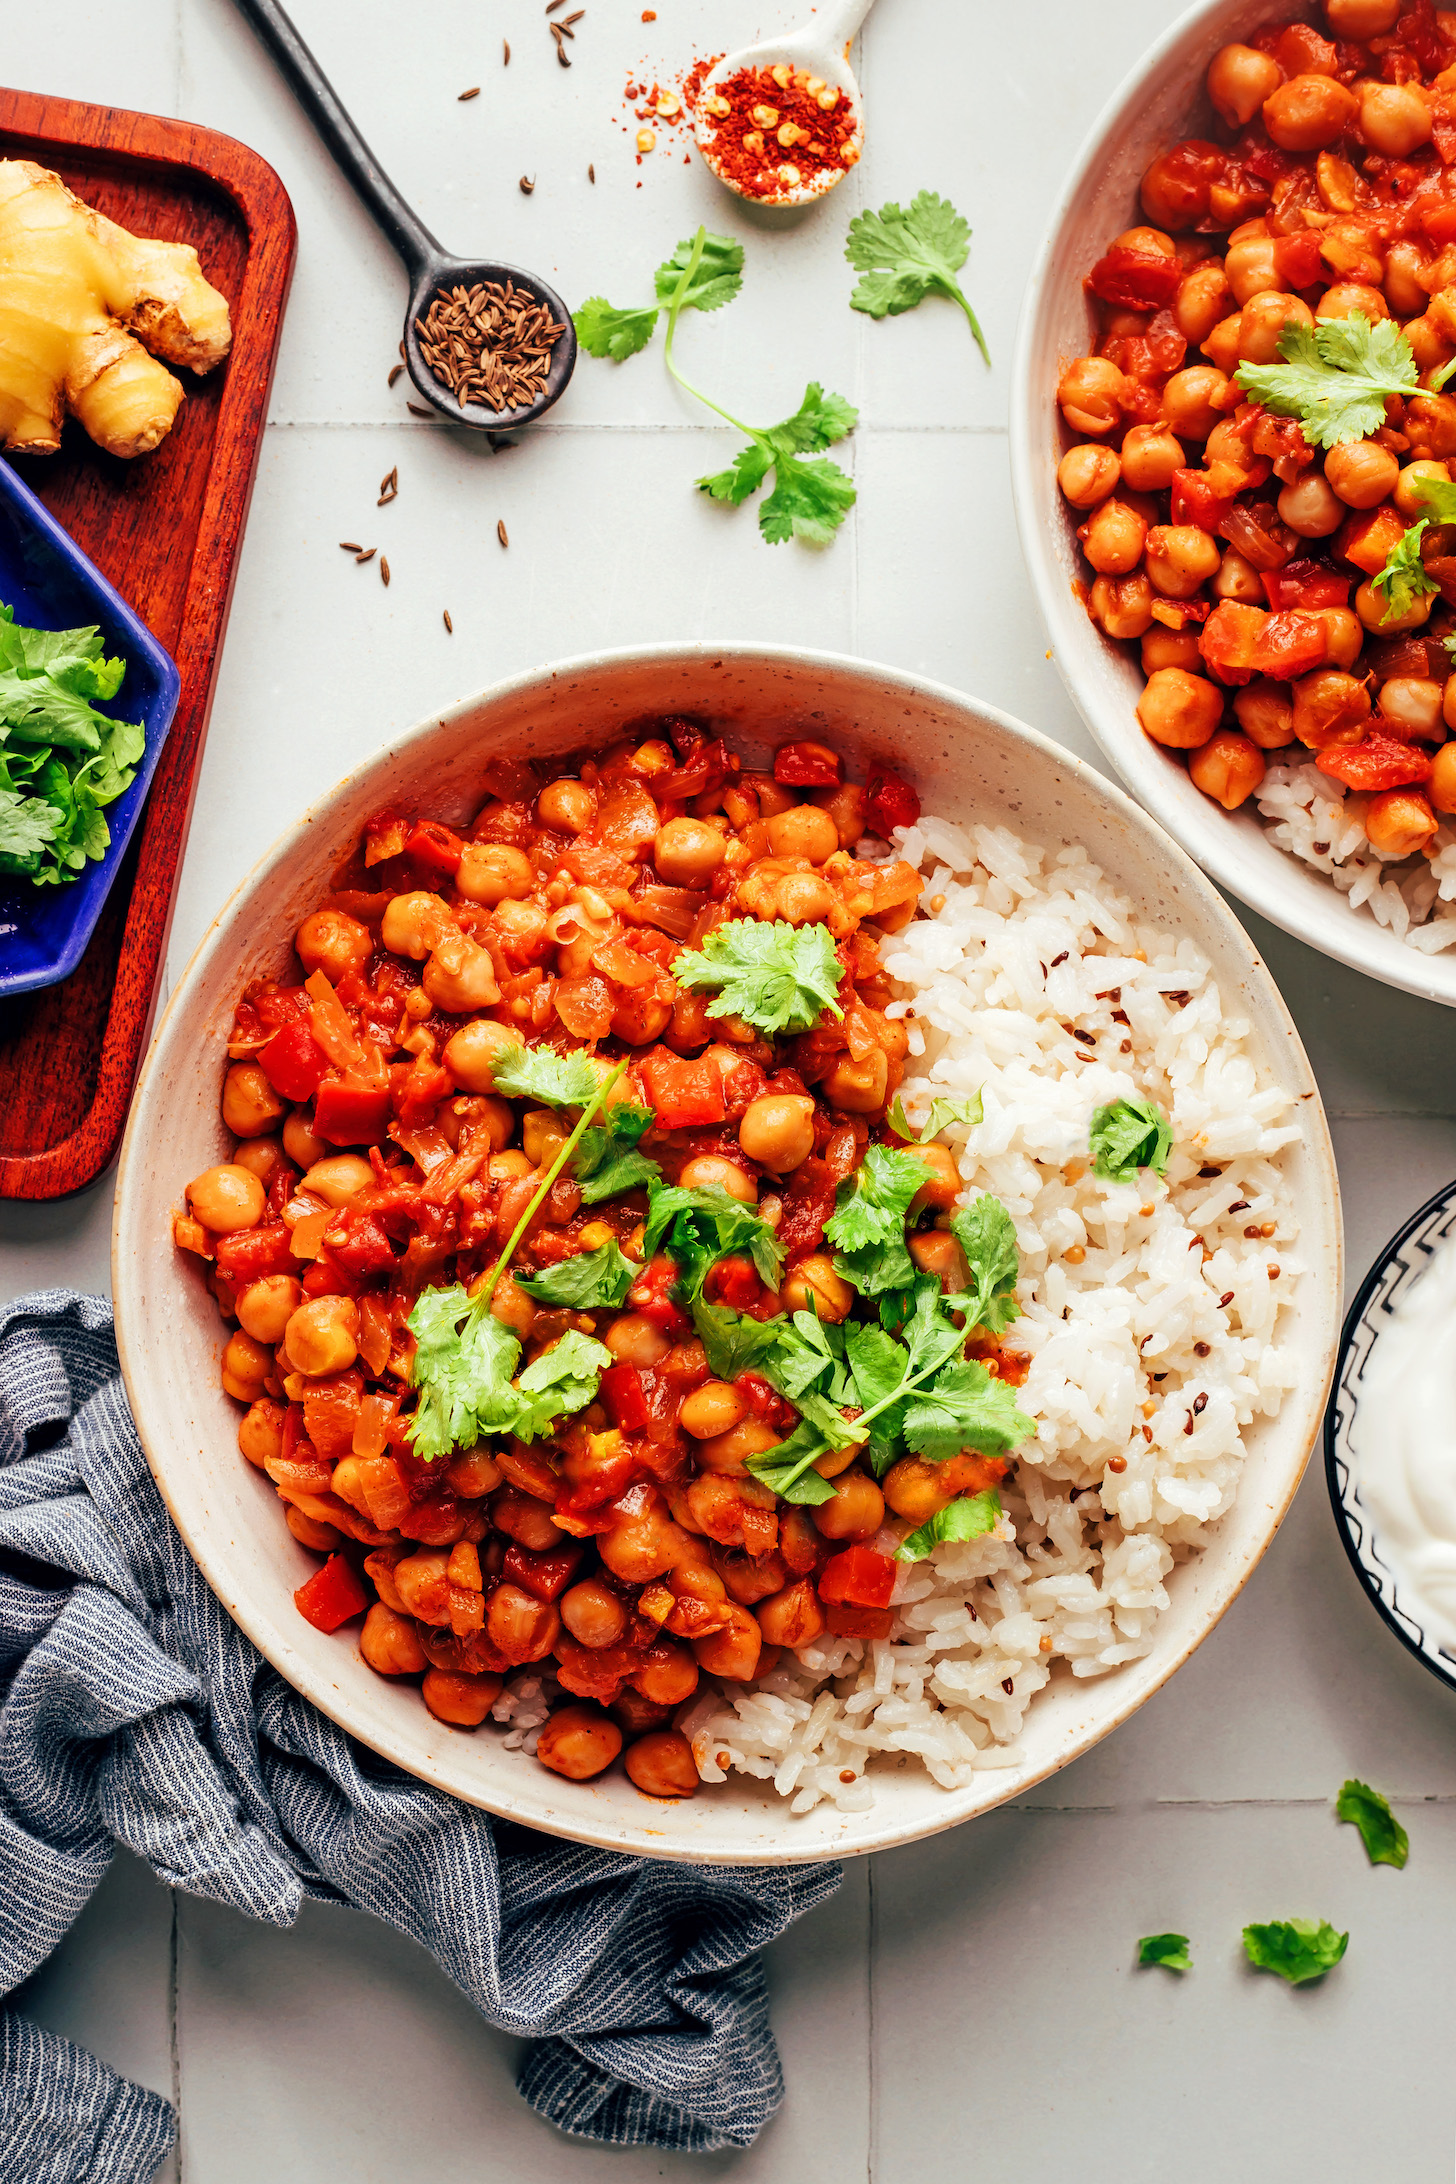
[0, 159, 232, 460]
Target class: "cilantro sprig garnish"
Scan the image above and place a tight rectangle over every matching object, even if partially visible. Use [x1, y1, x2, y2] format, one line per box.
[644, 1178, 785, 1293]
[1336, 1779, 1409, 1869]
[826, 1142, 928, 1295]
[951, 1197, 1022, 1335]
[887, 1089, 983, 1144]
[517, 1238, 636, 1311]
[1372, 519, 1439, 626]
[575, 227, 859, 545]
[894, 1488, 1001, 1562]
[491, 1043, 603, 1109]
[406, 1060, 629, 1459]
[1233, 315, 1455, 450]
[1137, 1933, 1192, 1973]
[845, 190, 990, 366]
[675, 917, 843, 1036]
[1089, 1097, 1173, 1185]
[0, 600, 146, 883]
[1241, 1919, 1348, 1985]
[572, 1101, 661, 1204]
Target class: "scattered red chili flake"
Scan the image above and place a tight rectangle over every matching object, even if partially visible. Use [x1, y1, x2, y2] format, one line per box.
[695, 61, 859, 200]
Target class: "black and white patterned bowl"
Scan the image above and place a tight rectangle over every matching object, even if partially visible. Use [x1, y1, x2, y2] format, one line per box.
[1326, 1179, 1456, 1694]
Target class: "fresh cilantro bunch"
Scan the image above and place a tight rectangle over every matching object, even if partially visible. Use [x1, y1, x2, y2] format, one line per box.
[575, 227, 859, 546]
[1233, 315, 1454, 449]
[826, 1142, 928, 1295]
[1372, 519, 1439, 625]
[517, 1238, 636, 1311]
[0, 601, 146, 883]
[1336, 1779, 1408, 1869]
[1241, 1918, 1348, 1985]
[1089, 1097, 1173, 1184]
[1137, 1934, 1192, 1973]
[572, 1101, 661, 1204]
[887, 1089, 983, 1144]
[674, 917, 844, 1036]
[844, 191, 990, 366]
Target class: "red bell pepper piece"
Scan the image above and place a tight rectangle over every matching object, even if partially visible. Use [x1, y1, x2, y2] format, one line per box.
[773, 739, 841, 788]
[294, 1552, 369, 1633]
[627, 1255, 692, 1338]
[702, 1255, 765, 1313]
[1422, 200, 1456, 246]
[1199, 599, 1267, 686]
[1170, 468, 1233, 533]
[213, 1221, 298, 1283]
[259, 1020, 330, 1102]
[599, 1363, 651, 1432]
[1316, 735, 1434, 790]
[313, 1077, 392, 1146]
[1085, 246, 1182, 311]
[404, 819, 464, 876]
[1249, 608, 1329, 681]
[323, 1209, 399, 1278]
[1261, 559, 1351, 612]
[1271, 231, 1323, 290]
[503, 1542, 584, 1602]
[822, 1601, 894, 1640]
[300, 1255, 367, 1300]
[640, 1049, 726, 1129]
[865, 768, 921, 835]
[735, 1371, 799, 1433]
[817, 1544, 897, 1609]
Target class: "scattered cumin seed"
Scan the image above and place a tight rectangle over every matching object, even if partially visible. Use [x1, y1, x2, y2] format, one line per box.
[1219, 1289, 1235, 1308]
[520, 175, 535, 194]
[387, 363, 404, 386]
[381, 556, 391, 586]
[557, 43, 571, 64]
[497, 519, 509, 548]
[458, 85, 480, 100]
[407, 400, 434, 417]
[443, 609, 453, 633]
[588, 162, 595, 182]
[378, 465, 399, 506]
[503, 38, 510, 62]
[398, 340, 405, 360]
[556, 18, 576, 36]
[546, 0, 566, 12]
[339, 540, 362, 552]
[563, 7, 584, 19]
[356, 548, 376, 563]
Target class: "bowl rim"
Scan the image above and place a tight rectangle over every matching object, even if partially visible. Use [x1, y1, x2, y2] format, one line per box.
[1325, 1172, 1456, 1695]
[115, 638, 1343, 1862]
[1006, 0, 1456, 1011]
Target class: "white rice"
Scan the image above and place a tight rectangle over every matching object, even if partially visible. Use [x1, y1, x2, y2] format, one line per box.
[1256, 759, 1456, 953]
[678, 813, 1304, 1815]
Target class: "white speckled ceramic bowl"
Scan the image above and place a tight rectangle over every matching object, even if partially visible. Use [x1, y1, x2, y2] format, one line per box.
[1009, 0, 1456, 1009]
[113, 644, 1342, 1862]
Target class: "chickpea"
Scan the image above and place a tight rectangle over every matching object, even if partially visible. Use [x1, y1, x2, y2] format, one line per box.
[1359, 81, 1432, 158]
[624, 1728, 699, 1797]
[238, 1398, 285, 1467]
[598, 1496, 689, 1584]
[1233, 682, 1297, 749]
[1143, 525, 1221, 601]
[908, 1231, 971, 1289]
[489, 1485, 558, 1552]
[1112, 225, 1174, 258]
[1213, 548, 1265, 605]
[1356, 575, 1433, 634]
[1293, 669, 1372, 747]
[423, 931, 499, 1014]
[821, 1047, 889, 1112]
[285, 1505, 342, 1552]
[1406, 316, 1456, 375]
[1366, 787, 1438, 857]
[1384, 238, 1432, 320]
[294, 908, 372, 984]
[187, 1163, 265, 1235]
[1088, 572, 1154, 640]
[221, 1061, 285, 1138]
[537, 778, 594, 834]
[652, 815, 726, 886]
[680, 1380, 749, 1439]
[1081, 498, 1147, 576]
[738, 1093, 815, 1174]
[604, 1312, 672, 1367]
[782, 1254, 854, 1323]
[231, 1138, 284, 1184]
[453, 842, 532, 906]
[903, 1142, 960, 1213]
[692, 1602, 763, 1682]
[1263, 73, 1358, 152]
[1429, 740, 1456, 812]
[696, 1417, 784, 1478]
[517, 1110, 564, 1170]
[1175, 260, 1235, 346]
[1324, 442, 1401, 516]
[1057, 354, 1127, 437]
[487, 1583, 561, 1665]
[1325, 0, 1400, 32]
[1142, 628, 1202, 675]
[538, 1703, 624, 1780]
[283, 1295, 359, 1378]
[679, 1154, 757, 1203]
[423, 1668, 503, 1726]
[811, 1468, 885, 1543]
[1319, 607, 1365, 671]
[1277, 471, 1344, 537]
[1120, 425, 1184, 493]
[1223, 236, 1281, 307]
[1396, 460, 1452, 522]
[773, 871, 835, 926]
[1160, 366, 1229, 442]
[764, 805, 840, 865]
[1237, 291, 1314, 367]
[283, 1111, 327, 1169]
[1317, 282, 1391, 324]
[560, 1577, 631, 1653]
[1207, 42, 1283, 128]
[381, 890, 456, 961]
[221, 1328, 272, 1402]
[807, 780, 867, 849]
[440, 1018, 518, 1096]
[1378, 677, 1445, 739]
[755, 1577, 827, 1652]
[633, 1642, 699, 1706]
[1057, 444, 1121, 508]
[301, 1153, 372, 1208]
[883, 1456, 955, 1526]
[1137, 668, 1223, 749]
[1201, 313, 1244, 378]
[360, 1603, 427, 1677]
[236, 1273, 303, 1346]
[1188, 730, 1267, 811]
[1406, 393, 1456, 460]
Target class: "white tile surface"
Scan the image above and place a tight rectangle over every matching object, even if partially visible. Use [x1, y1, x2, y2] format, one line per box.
[7, 0, 1456, 2177]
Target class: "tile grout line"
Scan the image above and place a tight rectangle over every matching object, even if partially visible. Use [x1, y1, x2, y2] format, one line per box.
[260, 418, 1011, 436]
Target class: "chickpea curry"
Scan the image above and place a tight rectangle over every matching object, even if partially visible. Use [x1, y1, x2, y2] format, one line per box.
[175, 723, 1035, 1802]
[1059, 0, 1456, 861]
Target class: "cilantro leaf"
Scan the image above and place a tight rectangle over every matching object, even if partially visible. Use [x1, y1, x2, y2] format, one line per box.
[950, 1195, 1022, 1335]
[1089, 1098, 1173, 1185]
[843, 1322, 910, 1416]
[1413, 472, 1456, 524]
[845, 191, 989, 366]
[757, 451, 858, 547]
[572, 1102, 662, 1204]
[509, 1329, 614, 1443]
[902, 1358, 1032, 1462]
[643, 1179, 786, 1293]
[699, 441, 775, 507]
[766, 1309, 846, 1402]
[516, 1240, 636, 1310]
[0, 788, 62, 859]
[1372, 520, 1439, 626]
[894, 1488, 1001, 1563]
[888, 1089, 983, 1144]
[574, 297, 659, 360]
[1242, 1919, 1348, 1986]
[1336, 1779, 1409, 1870]
[490, 1044, 603, 1110]
[0, 599, 144, 883]
[654, 231, 744, 313]
[690, 1295, 780, 1380]
[744, 1419, 840, 1504]
[675, 917, 844, 1036]
[827, 1143, 927, 1296]
[763, 381, 860, 454]
[693, 383, 859, 547]
[1137, 1933, 1193, 1973]
[1233, 315, 1449, 449]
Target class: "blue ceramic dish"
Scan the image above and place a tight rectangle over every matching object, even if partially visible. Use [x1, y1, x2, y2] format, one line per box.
[0, 458, 180, 997]
[1326, 1177, 1456, 1698]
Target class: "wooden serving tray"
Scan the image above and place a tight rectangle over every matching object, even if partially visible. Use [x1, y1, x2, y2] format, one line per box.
[0, 88, 295, 1198]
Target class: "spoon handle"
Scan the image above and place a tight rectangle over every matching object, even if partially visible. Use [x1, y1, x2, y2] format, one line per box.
[810, 0, 880, 52]
[233, 0, 441, 279]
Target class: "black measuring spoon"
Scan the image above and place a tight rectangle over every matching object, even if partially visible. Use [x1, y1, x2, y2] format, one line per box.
[235, 0, 577, 429]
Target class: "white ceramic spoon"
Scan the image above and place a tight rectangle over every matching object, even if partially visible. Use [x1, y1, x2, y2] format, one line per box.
[693, 0, 879, 208]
